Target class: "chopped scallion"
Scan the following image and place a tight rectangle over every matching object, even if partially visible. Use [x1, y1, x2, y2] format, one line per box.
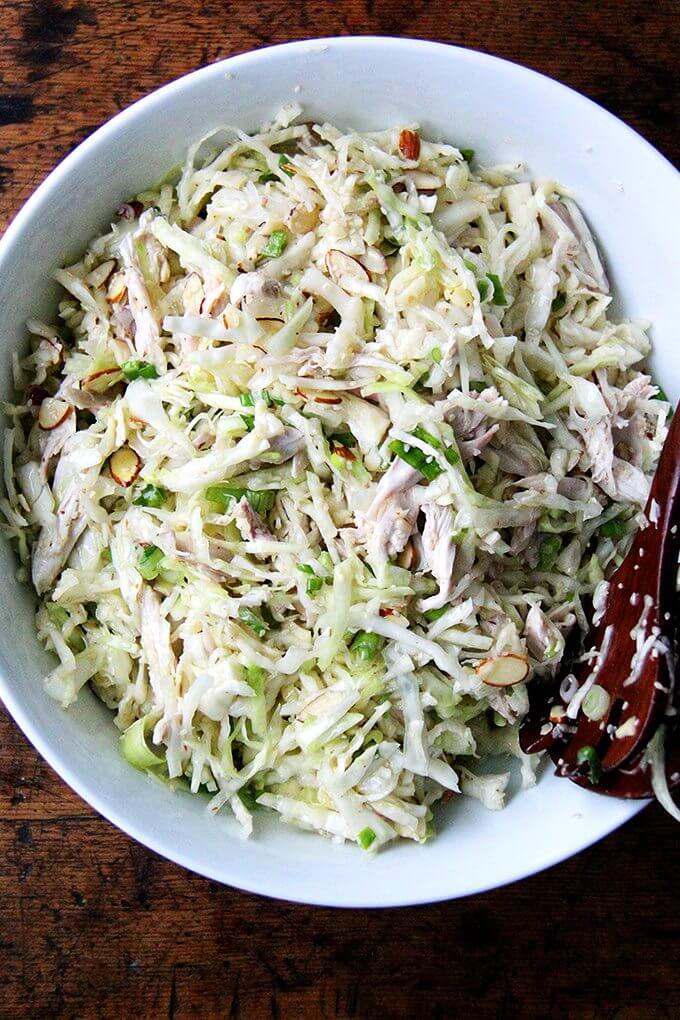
[261, 229, 289, 259]
[350, 630, 385, 661]
[206, 484, 275, 514]
[576, 745, 602, 785]
[134, 484, 167, 508]
[122, 359, 159, 381]
[389, 439, 442, 481]
[138, 544, 164, 580]
[358, 826, 377, 850]
[120, 717, 164, 770]
[537, 535, 562, 571]
[487, 273, 508, 306]
[600, 517, 627, 540]
[411, 425, 442, 449]
[238, 607, 268, 636]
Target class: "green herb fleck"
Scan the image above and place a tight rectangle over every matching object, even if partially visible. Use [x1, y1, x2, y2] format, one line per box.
[122, 359, 159, 381]
[138, 544, 164, 580]
[487, 273, 508, 306]
[358, 826, 377, 850]
[576, 745, 602, 785]
[389, 439, 442, 482]
[350, 630, 385, 662]
[261, 229, 289, 259]
[205, 484, 275, 514]
[537, 535, 562, 571]
[411, 426, 442, 449]
[134, 484, 167, 508]
[600, 517, 627, 540]
[238, 607, 268, 636]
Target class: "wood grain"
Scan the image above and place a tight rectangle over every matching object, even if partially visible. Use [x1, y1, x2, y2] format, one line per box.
[0, 2, 679, 1017]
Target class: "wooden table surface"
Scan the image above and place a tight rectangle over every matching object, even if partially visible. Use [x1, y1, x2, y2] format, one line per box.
[1, 2, 678, 1016]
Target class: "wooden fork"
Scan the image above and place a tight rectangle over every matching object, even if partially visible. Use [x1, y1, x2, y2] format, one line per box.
[520, 408, 680, 797]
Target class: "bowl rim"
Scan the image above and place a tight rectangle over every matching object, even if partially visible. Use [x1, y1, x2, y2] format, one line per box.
[1, 34, 669, 907]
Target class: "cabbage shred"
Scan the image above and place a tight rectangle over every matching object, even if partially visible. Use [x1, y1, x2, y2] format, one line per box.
[1, 107, 669, 850]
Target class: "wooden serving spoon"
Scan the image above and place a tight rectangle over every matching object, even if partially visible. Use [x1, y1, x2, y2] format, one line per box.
[520, 408, 680, 798]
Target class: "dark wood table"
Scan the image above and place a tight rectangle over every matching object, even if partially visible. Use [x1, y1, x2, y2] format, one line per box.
[1, 2, 678, 1016]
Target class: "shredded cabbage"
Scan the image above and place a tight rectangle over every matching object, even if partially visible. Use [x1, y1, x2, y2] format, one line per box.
[1, 111, 669, 851]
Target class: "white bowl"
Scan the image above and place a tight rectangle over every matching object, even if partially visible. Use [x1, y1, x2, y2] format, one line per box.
[0, 37, 678, 907]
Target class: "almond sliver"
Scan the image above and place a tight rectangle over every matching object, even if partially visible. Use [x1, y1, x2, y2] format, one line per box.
[38, 398, 73, 431]
[109, 446, 142, 487]
[476, 653, 529, 687]
[325, 249, 371, 291]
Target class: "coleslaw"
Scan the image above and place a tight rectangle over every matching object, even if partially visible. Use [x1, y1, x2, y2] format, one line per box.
[1, 106, 669, 849]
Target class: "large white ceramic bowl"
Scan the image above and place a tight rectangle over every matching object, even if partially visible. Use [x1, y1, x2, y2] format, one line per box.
[0, 37, 678, 907]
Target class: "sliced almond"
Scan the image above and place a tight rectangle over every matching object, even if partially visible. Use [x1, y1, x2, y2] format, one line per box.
[109, 446, 142, 487]
[549, 704, 566, 723]
[399, 128, 421, 162]
[397, 541, 414, 570]
[286, 203, 320, 235]
[44, 335, 64, 359]
[81, 367, 122, 393]
[332, 443, 355, 461]
[314, 394, 342, 405]
[325, 249, 371, 292]
[476, 653, 530, 687]
[107, 271, 128, 305]
[38, 398, 73, 431]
